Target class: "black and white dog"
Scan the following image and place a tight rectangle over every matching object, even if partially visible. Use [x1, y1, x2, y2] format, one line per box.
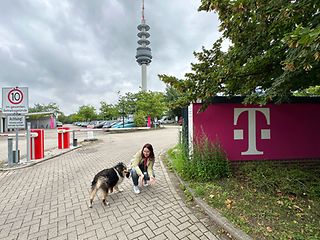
[89, 162, 130, 208]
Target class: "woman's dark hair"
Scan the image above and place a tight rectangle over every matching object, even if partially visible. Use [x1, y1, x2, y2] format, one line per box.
[141, 143, 155, 159]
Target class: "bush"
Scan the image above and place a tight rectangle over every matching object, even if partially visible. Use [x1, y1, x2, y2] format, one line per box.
[187, 137, 231, 181]
[169, 136, 231, 182]
[134, 111, 146, 127]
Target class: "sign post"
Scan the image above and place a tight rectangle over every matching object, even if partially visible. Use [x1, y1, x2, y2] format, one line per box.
[2, 87, 28, 164]
[26, 122, 31, 162]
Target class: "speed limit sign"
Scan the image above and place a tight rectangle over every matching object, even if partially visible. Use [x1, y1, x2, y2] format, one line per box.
[8, 88, 24, 104]
[2, 87, 29, 113]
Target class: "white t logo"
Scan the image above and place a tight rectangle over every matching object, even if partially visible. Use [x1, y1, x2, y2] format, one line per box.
[234, 108, 271, 155]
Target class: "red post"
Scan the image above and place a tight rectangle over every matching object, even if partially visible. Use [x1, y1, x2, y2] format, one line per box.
[147, 116, 151, 127]
[58, 127, 70, 149]
[30, 129, 44, 160]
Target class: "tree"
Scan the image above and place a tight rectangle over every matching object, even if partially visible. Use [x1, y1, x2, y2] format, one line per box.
[160, 0, 320, 106]
[68, 113, 83, 123]
[164, 85, 184, 118]
[135, 91, 167, 120]
[28, 102, 62, 120]
[99, 101, 119, 120]
[29, 102, 61, 113]
[77, 105, 97, 122]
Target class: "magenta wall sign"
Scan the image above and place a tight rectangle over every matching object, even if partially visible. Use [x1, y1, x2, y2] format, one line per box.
[191, 102, 320, 161]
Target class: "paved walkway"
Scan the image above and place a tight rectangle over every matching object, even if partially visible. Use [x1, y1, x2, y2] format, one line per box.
[0, 127, 221, 240]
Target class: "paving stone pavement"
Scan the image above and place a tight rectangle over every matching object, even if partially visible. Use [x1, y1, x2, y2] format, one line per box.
[0, 127, 221, 240]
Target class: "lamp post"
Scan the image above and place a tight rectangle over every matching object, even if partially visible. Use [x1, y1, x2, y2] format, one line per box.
[117, 91, 125, 128]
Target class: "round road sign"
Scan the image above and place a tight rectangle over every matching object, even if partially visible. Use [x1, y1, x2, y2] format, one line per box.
[8, 88, 24, 104]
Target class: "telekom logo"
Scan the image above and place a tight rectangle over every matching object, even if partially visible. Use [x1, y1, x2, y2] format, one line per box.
[234, 108, 271, 155]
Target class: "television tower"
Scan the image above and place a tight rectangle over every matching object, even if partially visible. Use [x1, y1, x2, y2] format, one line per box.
[136, 0, 152, 91]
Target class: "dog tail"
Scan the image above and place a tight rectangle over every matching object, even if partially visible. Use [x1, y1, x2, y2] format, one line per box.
[91, 179, 97, 189]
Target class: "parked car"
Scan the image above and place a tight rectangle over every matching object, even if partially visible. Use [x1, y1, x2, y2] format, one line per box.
[159, 116, 175, 124]
[87, 121, 106, 129]
[102, 120, 118, 128]
[95, 121, 106, 128]
[111, 121, 135, 128]
[56, 121, 63, 127]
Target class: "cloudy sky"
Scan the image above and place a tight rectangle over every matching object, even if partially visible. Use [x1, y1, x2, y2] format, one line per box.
[0, 0, 222, 115]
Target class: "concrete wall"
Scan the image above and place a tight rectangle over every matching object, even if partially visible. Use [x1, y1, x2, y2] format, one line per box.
[191, 101, 320, 161]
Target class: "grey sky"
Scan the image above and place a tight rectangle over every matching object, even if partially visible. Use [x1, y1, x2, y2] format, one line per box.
[0, 0, 221, 115]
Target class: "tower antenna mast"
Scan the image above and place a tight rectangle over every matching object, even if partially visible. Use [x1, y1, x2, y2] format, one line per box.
[135, 0, 152, 91]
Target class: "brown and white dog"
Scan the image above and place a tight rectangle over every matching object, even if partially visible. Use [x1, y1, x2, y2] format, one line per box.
[89, 162, 130, 208]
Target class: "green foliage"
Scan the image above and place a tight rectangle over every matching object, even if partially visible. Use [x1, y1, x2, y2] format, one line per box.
[29, 102, 61, 113]
[194, 185, 206, 197]
[66, 113, 82, 123]
[28, 103, 61, 120]
[177, 163, 320, 239]
[133, 111, 146, 127]
[164, 85, 183, 118]
[183, 189, 194, 202]
[168, 144, 320, 239]
[65, 89, 173, 121]
[99, 101, 119, 120]
[115, 91, 167, 122]
[161, 0, 320, 107]
[239, 162, 320, 198]
[169, 137, 231, 182]
[77, 105, 97, 121]
[294, 85, 320, 96]
[135, 91, 167, 119]
[117, 92, 136, 118]
[168, 144, 188, 175]
[188, 137, 231, 181]
[57, 113, 68, 123]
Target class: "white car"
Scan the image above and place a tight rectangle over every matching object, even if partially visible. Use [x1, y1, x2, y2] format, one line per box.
[159, 116, 175, 124]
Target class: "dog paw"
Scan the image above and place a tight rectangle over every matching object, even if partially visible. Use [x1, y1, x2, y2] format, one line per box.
[102, 200, 110, 206]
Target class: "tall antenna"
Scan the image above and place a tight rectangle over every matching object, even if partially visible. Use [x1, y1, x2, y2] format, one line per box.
[136, 0, 152, 91]
[142, 0, 145, 22]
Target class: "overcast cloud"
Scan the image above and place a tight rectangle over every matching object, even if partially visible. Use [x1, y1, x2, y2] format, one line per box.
[0, 0, 221, 115]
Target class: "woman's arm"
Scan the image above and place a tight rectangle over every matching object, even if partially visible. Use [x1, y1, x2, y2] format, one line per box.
[147, 158, 156, 184]
[131, 151, 143, 176]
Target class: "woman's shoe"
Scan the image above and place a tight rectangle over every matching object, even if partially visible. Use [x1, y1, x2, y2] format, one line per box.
[133, 185, 140, 194]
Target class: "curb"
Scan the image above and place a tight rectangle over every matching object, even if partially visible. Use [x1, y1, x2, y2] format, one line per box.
[0, 146, 82, 171]
[160, 152, 253, 240]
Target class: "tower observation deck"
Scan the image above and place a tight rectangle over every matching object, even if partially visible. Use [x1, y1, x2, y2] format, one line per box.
[135, 0, 152, 91]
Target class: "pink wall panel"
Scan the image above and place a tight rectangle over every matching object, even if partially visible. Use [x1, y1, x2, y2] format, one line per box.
[193, 103, 320, 161]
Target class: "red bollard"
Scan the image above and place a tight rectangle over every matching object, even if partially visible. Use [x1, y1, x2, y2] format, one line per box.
[30, 129, 45, 160]
[58, 127, 70, 149]
[147, 116, 151, 127]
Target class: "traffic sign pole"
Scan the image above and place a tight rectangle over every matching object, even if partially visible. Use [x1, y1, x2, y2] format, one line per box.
[26, 122, 31, 162]
[15, 127, 19, 163]
[8, 137, 13, 166]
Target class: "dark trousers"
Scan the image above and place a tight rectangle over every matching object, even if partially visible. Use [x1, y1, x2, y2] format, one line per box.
[131, 168, 150, 186]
